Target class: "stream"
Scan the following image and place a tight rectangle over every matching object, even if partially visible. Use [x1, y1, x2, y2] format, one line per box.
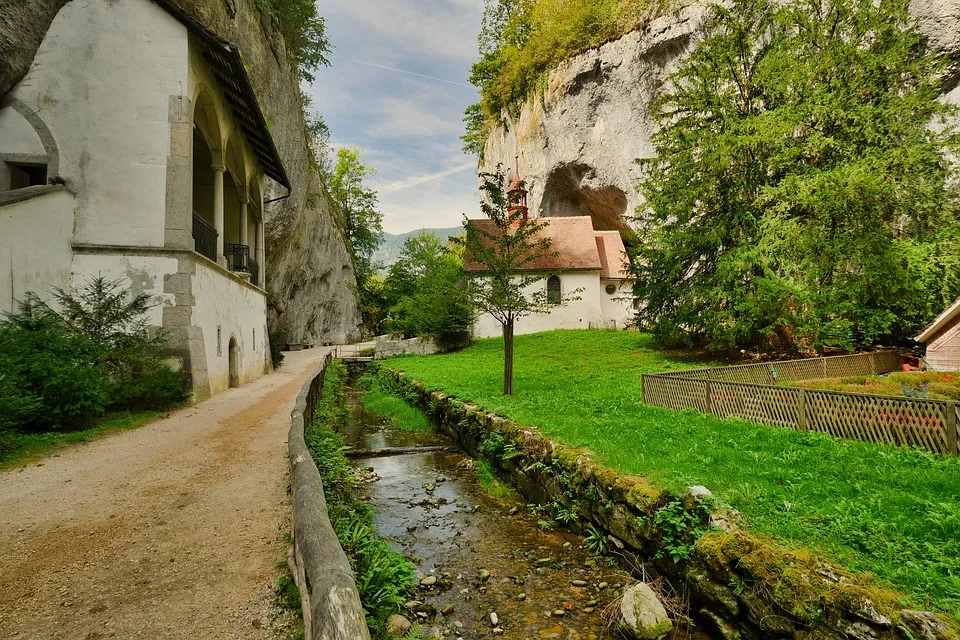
[341, 381, 712, 640]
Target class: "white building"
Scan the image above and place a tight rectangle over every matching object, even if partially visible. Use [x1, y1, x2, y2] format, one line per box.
[465, 213, 635, 339]
[0, 0, 288, 399]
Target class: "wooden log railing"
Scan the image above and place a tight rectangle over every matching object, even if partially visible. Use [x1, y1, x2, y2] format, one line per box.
[288, 352, 371, 640]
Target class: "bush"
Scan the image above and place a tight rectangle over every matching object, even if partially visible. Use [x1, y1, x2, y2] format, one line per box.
[269, 330, 286, 369]
[0, 278, 187, 432]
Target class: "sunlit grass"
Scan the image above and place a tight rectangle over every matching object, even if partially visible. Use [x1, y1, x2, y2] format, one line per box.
[386, 330, 960, 619]
[362, 391, 434, 433]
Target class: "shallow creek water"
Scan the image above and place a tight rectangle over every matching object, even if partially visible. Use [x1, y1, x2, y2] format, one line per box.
[341, 385, 710, 640]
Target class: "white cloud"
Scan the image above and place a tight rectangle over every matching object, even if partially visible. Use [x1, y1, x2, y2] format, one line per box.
[322, 0, 484, 62]
[378, 162, 475, 193]
[366, 97, 462, 139]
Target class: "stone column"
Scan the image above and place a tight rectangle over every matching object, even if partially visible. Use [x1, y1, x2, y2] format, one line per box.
[212, 163, 226, 266]
[239, 197, 249, 247]
[256, 221, 266, 290]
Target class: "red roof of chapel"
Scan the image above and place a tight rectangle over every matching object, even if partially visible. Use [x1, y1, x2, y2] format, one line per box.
[463, 216, 629, 278]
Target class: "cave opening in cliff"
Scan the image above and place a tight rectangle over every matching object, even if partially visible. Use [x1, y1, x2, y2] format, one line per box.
[540, 163, 629, 232]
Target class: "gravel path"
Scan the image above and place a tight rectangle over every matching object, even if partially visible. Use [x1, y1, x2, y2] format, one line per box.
[0, 348, 331, 639]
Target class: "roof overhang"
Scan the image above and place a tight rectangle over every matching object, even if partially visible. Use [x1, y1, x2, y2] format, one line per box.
[915, 297, 960, 343]
[151, 0, 290, 190]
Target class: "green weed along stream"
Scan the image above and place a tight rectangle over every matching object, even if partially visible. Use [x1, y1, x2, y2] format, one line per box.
[385, 330, 960, 621]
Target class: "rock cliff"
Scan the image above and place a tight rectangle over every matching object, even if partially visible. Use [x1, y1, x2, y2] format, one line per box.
[482, 0, 960, 230]
[0, 0, 361, 344]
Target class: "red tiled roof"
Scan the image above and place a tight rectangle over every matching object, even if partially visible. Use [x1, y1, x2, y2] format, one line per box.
[595, 231, 629, 279]
[464, 216, 602, 273]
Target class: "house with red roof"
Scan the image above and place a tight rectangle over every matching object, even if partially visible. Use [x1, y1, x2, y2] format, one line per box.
[464, 168, 634, 339]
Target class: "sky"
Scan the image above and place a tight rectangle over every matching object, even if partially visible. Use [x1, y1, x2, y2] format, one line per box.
[305, 0, 485, 235]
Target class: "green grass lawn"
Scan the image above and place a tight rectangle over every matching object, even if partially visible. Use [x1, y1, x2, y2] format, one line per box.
[385, 330, 960, 620]
[0, 411, 161, 469]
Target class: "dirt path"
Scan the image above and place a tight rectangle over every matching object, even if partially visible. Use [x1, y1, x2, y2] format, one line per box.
[0, 348, 331, 639]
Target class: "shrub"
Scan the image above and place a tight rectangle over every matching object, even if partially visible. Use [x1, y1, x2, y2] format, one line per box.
[269, 330, 286, 369]
[0, 278, 187, 432]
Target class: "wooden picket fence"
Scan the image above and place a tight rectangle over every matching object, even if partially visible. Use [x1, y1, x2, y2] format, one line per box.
[642, 351, 959, 455]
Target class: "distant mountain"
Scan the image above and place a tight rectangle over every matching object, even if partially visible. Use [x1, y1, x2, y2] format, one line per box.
[374, 227, 463, 270]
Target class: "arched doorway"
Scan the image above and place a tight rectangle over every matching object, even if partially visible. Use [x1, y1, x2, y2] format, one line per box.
[228, 337, 239, 388]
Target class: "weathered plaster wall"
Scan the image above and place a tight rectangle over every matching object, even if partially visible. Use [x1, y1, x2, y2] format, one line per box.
[0, 0, 361, 345]
[482, 0, 960, 230]
[7, 0, 188, 249]
[0, 187, 74, 313]
[191, 256, 269, 395]
[472, 271, 611, 339]
[599, 278, 634, 329]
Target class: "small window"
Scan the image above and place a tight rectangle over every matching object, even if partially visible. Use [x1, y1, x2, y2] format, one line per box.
[605, 283, 617, 295]
[8, 163, 47, 190]
[547, 275, 561, 304]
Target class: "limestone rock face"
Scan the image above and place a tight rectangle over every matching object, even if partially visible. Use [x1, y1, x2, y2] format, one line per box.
[0, 0, 361, 345]
[619, 582, 673, 640]
[482, 0, 960, 231]
[163, 0, 362, 345]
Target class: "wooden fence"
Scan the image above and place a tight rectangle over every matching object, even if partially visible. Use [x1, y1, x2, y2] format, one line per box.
[642, 351, 959, 455]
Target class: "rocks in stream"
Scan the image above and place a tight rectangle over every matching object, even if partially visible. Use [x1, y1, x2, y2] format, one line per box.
[386, 614, 412, 636]
[619, 582, 673, 640]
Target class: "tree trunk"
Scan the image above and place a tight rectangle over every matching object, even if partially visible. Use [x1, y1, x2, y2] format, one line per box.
[502, 320, 514, 395]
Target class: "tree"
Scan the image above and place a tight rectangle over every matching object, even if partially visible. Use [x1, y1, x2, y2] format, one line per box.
[255, 0, 331, 81]
[328, 147, 384, 333]
[463, 171, 578, 394]
[632, 0, 960, 353]
[384, 232, 473, 346]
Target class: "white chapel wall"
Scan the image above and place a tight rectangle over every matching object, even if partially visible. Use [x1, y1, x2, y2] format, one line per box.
[0, 189, 75, 314]
[7, 0, 189, 248]
[191, 259, 269, 394]
[472, 271, 605, 339]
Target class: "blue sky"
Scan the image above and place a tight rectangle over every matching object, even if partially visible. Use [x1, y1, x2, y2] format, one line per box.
[305, 0, 484, 234]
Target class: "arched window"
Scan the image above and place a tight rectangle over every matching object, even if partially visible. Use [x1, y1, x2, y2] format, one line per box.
[547, 275, 561, 304]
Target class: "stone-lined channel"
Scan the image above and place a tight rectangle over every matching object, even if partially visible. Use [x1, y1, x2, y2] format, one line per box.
[340, 377, 711, 640]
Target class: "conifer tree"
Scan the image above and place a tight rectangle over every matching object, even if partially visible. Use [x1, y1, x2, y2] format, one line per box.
[633, 0, 960, 352]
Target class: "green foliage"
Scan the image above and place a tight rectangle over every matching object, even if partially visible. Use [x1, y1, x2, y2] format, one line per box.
[0, 278, 186, 432]
[305, 361, 417, 635]
[382, 232, 473, 346]
[269, 330, 286, 369]
[361, 385, 435, 434]
[255, 0, 331, 81]
[275, 573, 302, 617]
[385, 330, 960, 618]
[648, 498, 711, 563]
[329, 147, 385, 334]
[633, 0, 960, 353]
[474, 459, 517, 500]
[464, 0, 665, 154]
[584, 524, 608, 556]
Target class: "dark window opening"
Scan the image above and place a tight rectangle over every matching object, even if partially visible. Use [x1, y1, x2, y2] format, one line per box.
[8, 163, 47, 190]
[605, 283, 617, 295]
[547, 275, 561, 304]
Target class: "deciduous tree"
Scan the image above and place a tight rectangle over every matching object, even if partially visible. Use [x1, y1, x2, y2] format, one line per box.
[463, 171, 578, 394]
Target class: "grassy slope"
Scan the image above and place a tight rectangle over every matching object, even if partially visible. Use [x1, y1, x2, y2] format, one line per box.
[1, 411, 161, 469]
[386, 330, 960, 619]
